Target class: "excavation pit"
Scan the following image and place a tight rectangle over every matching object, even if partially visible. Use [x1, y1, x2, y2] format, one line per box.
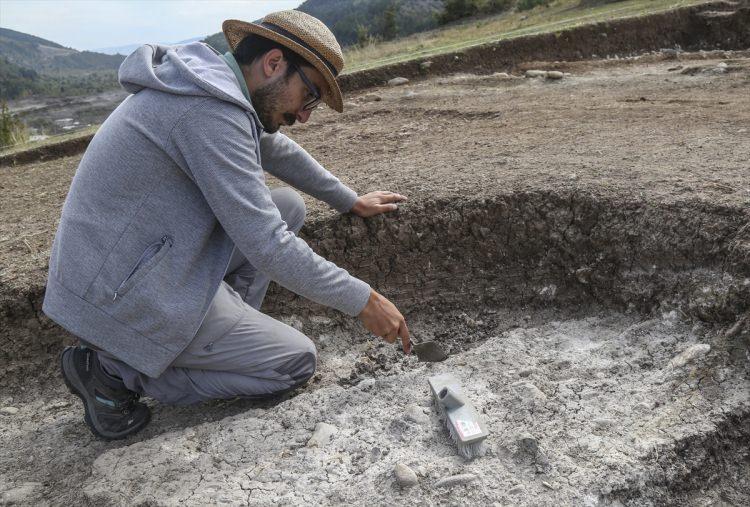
[2, 46, 750, 504]
[2, 191, 749, 506]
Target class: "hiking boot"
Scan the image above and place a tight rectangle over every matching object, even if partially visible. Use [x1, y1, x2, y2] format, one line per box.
[60, 346, 151, 440]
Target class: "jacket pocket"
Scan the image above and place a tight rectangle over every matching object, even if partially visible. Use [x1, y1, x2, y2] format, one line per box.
[112, 235, 173, 301]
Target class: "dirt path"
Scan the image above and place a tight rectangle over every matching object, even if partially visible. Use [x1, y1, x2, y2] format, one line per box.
[1, 51, 749, 505]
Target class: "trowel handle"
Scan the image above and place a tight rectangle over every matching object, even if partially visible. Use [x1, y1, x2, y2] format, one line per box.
[438, 386, 467, 410]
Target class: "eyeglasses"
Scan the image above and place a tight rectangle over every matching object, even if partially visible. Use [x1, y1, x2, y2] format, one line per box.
[289, 61, 322, 111]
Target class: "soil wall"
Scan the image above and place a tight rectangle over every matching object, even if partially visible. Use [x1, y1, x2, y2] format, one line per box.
[3, 191, 749, 381]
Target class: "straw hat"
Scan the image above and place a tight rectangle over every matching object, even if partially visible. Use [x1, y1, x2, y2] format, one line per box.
[222, 11, 345, 112]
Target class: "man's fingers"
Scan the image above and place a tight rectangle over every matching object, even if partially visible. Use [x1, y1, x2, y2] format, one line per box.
[399, 320, 411, 355]
[379, 193, 407, 203]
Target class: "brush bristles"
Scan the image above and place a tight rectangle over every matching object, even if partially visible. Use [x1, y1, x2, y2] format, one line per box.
[442, 410, 487, 459]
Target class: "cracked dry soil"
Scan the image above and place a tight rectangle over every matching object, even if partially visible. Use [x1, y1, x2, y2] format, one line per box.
[1, 51, 749, 505]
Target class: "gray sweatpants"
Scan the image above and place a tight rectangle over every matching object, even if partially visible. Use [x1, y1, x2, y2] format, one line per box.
[99, 187, 317, 405]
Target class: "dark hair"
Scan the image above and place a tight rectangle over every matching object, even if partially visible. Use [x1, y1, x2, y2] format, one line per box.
[233, 34, 307, 78]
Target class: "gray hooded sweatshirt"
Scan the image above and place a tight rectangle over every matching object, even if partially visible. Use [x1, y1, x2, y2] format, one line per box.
[42, 42, 371, 378]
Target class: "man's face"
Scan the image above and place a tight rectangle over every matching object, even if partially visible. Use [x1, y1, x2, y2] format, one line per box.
[251, 61, 326, 134]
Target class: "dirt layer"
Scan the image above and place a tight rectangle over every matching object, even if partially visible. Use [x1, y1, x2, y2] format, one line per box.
[1, 48, 749, 505]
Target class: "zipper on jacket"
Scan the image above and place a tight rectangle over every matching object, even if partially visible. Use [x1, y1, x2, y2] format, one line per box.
[113, 235, 173, 301]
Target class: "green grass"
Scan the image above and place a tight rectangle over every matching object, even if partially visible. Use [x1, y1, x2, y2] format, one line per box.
[342, 0, 711, 72]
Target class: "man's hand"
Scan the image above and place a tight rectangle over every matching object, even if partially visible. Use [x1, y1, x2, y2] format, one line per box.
[358, 289, 411, 355]
[351, 191, 407, 218]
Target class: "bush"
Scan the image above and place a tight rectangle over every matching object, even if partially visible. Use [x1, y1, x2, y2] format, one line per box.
[0, 101, 29, 147]
[517, 0, 550, 11]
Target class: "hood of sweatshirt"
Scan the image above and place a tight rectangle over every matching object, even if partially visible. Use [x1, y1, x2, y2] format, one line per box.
[118, 42, 261, 127]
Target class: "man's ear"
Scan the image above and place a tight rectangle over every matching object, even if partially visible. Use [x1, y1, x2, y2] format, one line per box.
[261, 48, 286, 79]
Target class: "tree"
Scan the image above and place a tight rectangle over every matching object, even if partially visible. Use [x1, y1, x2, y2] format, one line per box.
[382, 2, 398, 40]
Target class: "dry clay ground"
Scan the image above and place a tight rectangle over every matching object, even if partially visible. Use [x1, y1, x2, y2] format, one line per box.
[1, 50, 749, 505]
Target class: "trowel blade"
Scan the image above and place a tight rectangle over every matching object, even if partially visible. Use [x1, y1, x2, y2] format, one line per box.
[412, 341, 448, 362]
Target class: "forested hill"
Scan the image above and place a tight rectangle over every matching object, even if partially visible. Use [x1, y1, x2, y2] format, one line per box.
[203, 0, 443, 52]
[0, 27, 124, 74]
[0, 28, 124, 100]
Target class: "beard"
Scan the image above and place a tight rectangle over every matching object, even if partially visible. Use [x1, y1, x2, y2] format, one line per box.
[250, 76, 297, 134]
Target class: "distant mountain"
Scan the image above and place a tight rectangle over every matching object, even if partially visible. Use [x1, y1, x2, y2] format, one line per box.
[202, 0, 443, 53]
[0, 27, 124, 75]
[0, 28, 123, 100]
[95, 36, 204, 56]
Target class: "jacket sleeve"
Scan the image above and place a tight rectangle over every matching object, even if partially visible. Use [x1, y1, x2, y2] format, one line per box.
[166, 99, 371, 316]
[259, 131, 359, 214]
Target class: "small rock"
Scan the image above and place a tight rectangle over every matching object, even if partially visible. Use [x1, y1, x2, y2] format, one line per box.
[419, 60, 433, 71]
[403, 91, 418, 100]
[309, 315, 333, 325]
[593, 418, 617, 429]
[512, 381, 547, 402]
[517, 433, 538, 455]
[518, 368, 534, 378]
[717, 62, 728, 68]
[434, 473, 477, 488]
[542, 481, 557, 490]
[668, 344, 711, 369]
[307, 422, 337, 447]
[43, 400, 71, 411]
[492, 72, 511, 79]
[525, 70, 547, 78]
[507, 485, 526, 495]
[546, 71, 564, 80]
[343, 101, 358, 109]
[387, 77, 409, 87]
[1, 406, 19, 415]
[362, 93, 382, 102]
[394, 463, 419, 487]
[0, 482, 43, 504]
[405, 403, 429, 425]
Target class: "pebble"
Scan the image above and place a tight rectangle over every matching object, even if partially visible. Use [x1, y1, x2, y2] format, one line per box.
[668, 344, 710, 369]
[491, 72, 512, 79]
[511, 381, 547, 401]
[362, 93, 382, 102]
[405, 403, 429, 425]
[1, 406, 19, 415]
[517, 433, 538, 455]
[546, 71, 564, 80]
[0, 482, 42, 503]
[44, 400, 71, 411]
[525, 70, 547, 78]
[307, 422, 337, 447]
[388, 77, 410, 86]
[419, 60, 433, 71]
[593, 417, 617, 429]
[394, 463, 419, 487]
[507, 484, 526, 495]
[434, 473, 477, 488]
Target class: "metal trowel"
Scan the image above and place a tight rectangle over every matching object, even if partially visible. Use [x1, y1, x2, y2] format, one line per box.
[411, 335, 448, 362]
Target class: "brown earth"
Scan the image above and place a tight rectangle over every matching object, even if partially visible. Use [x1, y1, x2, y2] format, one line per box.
[0, 49, 749, 505]
[2, 0, 747, 169]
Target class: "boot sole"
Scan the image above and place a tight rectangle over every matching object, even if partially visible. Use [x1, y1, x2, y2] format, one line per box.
[60, 347, 150, 440]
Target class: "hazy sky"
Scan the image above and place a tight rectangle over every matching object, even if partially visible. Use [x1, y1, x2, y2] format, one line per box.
[1, 0, 304, 51]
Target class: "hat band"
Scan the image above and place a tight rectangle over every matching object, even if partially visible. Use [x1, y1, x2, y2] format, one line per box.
[259, 22, 339, 77]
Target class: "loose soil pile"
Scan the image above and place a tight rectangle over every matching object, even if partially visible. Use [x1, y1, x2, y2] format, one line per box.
[1, 49, 749, 505]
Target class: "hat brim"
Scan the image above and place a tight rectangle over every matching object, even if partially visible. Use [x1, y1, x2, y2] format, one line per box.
[222, 19, 344, 113]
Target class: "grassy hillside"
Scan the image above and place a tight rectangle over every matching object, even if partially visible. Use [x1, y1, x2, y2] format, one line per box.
[343, 0, 710, 72]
